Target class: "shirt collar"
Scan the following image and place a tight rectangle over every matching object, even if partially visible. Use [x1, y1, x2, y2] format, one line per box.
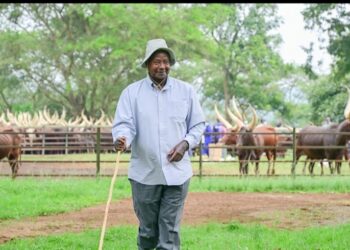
[146, 75, 172, 91]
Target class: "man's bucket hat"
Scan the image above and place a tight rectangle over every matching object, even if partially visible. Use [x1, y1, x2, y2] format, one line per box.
[141, 38, 176, 68]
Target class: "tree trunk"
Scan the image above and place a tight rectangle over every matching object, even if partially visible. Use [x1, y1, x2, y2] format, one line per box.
[0, 91, 12, 111]
[223, 69, 231, 121]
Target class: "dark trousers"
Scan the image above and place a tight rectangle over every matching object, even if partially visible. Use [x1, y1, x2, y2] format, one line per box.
[129, 179, 190, 250]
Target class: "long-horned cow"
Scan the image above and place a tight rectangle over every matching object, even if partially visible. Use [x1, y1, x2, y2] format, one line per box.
[293, 86, 350, 175]
[215, 97, 249, 157]
[215, 101, 279, 175]
[0, 127, 21, 178]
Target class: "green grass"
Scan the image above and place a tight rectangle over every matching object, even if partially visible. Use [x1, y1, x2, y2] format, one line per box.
[1, 176, 350, 220]
[190, 176, 350, 193]
[1, 176, 350, 249]
[0, 177, 131, 220]
[1, 222, 350, 249]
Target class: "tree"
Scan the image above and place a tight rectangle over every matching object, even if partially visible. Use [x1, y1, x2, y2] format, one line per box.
[186, 4, 289, 121]
[0, 3, 305, 125]
[0, 30, 32, 113]
[0, 4, 212, 118]
[301, 4, 350, 124]
[302, 4, 350, 79]
[305, 75, 348, 125]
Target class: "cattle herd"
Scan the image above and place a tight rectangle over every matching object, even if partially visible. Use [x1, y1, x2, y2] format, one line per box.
[0, 108, 114, 178]
[215, 87, 350, 176]
[293, 87, 350, 175]
[1, 88, 350, 178]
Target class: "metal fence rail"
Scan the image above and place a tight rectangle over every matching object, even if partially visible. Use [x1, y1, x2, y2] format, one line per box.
[1, 127, 350, 177]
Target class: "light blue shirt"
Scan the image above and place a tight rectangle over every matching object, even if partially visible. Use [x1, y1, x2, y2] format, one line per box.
[112, 75, 205, 185]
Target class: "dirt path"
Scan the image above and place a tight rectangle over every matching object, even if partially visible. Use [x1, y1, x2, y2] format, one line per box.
[1, 192, 350, 244]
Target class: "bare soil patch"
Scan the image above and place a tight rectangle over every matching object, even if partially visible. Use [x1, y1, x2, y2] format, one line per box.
[1, 192, 350, 244]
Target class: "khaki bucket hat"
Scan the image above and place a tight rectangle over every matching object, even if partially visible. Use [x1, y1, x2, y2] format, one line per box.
[141, 38, 176, 68]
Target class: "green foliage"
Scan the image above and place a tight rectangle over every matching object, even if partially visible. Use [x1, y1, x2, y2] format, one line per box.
[303, 4, 350, 79]
[0, 4, 216, 118]
[0, 3, 346, 126]
[0, 4, 147, 117]
[303, 74, 348, 124]
[0, 31, 30, 112]
[186, 4, 289, 120]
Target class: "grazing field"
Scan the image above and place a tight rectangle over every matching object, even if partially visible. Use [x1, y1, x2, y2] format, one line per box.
[1, 176, 350, 249]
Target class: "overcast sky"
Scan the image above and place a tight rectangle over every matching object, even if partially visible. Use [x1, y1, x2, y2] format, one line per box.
[277, 3, 332, 75]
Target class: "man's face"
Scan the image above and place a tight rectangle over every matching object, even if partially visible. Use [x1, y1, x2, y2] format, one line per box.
[147, 51, 170, 82]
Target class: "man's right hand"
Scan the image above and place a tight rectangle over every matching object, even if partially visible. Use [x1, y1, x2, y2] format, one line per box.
[114, 136, 126, 152]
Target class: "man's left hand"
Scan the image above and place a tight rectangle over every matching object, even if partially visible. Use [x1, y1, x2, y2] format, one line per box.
[167, 140, 189, 162]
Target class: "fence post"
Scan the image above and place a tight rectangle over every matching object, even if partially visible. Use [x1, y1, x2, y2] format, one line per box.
[199, 140, 203, 179]
[65, 127, 69, 155]
[41, 131, 45, 155]
[291, 127, 297, 176]
[96, 127, 101, 177]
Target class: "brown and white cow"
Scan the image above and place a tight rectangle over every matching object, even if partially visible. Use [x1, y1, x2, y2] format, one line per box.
[215, 102, 279, 175]
[0, 127, 22, 178]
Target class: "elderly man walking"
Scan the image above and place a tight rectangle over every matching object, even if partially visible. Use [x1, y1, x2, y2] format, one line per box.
[112, 38, 205, 250]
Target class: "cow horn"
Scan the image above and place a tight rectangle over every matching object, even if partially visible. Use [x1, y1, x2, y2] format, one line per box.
[38, 111, 46, 126]
[81, 111, 94, 126]
[226, 107, 243, 131]
[52, 111, 59, 124]
[43, 107, 54, 125]
[0, 113, 10, 126]
[106, 116, 113, 126]
[284, 123, 293, 131]
[6, 109, 15, 123]
[60, 108, 66, 120]
[247, 105, 257, 130]
[32, 113, 40, 126]
[81, 110, 90, 124]
[68, 116, 82, 127]
[95, 109, 106, 126]
[231, 96, 244, 121]
[344, 86, 350, 120]
[214, 104, 232, 129]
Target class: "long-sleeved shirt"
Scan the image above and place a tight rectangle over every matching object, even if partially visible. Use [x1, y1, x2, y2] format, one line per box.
[112, 75, 205, 185]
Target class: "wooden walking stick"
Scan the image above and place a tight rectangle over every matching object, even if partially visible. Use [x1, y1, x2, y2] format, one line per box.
[98, 150, 121, 250]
